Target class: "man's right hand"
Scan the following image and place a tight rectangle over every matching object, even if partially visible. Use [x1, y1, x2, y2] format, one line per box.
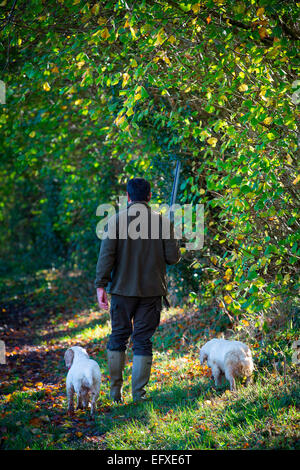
[97, 287, 109, 310]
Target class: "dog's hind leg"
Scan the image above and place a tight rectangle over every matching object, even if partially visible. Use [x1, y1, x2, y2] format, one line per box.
[90, 392, 98, 417]
[76, 391, 84, 410]
[229, 376, 236, 391]
[83, 391, 90, 409]
[77, 387, 90, 410]
[90, 383, 100, 418]
[67, 383, 75, 415]
[225, 369, 236, 391]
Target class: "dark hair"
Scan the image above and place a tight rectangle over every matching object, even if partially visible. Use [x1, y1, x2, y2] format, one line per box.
[127, 178, 151, 202]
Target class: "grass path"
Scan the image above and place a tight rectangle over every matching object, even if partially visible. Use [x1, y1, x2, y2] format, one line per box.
[0, 269, 299, 450]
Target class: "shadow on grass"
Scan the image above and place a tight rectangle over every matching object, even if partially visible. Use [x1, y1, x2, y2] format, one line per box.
[95, 375, 300, 450]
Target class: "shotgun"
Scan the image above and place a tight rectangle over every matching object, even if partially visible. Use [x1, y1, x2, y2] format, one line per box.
[164, 160, 181, 309]
[169, 160, 181, 223]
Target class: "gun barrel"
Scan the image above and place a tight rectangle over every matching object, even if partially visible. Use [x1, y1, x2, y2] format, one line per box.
[169, 160, 181, 222]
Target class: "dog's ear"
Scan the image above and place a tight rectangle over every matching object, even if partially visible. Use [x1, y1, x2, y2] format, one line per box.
[64, 348, 74, 369]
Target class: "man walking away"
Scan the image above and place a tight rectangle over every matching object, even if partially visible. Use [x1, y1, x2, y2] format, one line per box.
[95, 178, 181, 402]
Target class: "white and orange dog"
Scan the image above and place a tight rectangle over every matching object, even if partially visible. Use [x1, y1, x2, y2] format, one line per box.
[64, 346, 101, 417]
[199, 338, 254, 391]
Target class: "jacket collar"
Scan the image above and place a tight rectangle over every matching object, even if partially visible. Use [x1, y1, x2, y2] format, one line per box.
[128, 200, 150, 208]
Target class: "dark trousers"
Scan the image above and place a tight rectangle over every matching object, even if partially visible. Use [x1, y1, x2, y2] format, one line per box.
[107, 294, 162, 356]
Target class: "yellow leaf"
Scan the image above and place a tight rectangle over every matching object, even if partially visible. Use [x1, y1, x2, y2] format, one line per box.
[130, 59, 138, 67]
[126, 107, 134, 117]
[192, 3, 201, 13]
[168, 35, 176, 44]
[77, 61, 85, 69]
[224, 295, 232, 304]
[97, 17, 107, 25]
[238, 83, 248, 92]
[130, 26, 137, 39]
[259, 88, 266, 98]
[154, 28, 165, 46]
[101, 28, 110, 40]
[74, 99, 83, 106]
[257, 7, 265, 17]
[91, 3, 99, 15]
[92, 29, 101, 38]
[224, 268, 232, 281]
[235, 200, 243, 208]
[292, 175, 300, 185]
[207, 137, 218, 147]
[200, 130, 210, 138]
[263, 117, 272, 125]
[225, 284, 233, 291]
[43, 82, 51, 92]
[29, 131, 36, 138]
[114, 114, 125, 127]
[162, 54, 171, 65]
[122, 73, 130, 88]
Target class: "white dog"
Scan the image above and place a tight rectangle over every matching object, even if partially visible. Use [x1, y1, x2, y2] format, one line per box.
[199, 338, 254, 391]
[64, 346, 101, 417]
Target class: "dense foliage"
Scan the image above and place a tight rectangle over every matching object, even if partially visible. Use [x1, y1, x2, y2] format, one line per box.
[0, 0, 299, 321]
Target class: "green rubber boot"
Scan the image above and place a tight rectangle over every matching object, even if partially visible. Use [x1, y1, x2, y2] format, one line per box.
[107, 350, 126, 403]
[132, 355, 152, 402]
